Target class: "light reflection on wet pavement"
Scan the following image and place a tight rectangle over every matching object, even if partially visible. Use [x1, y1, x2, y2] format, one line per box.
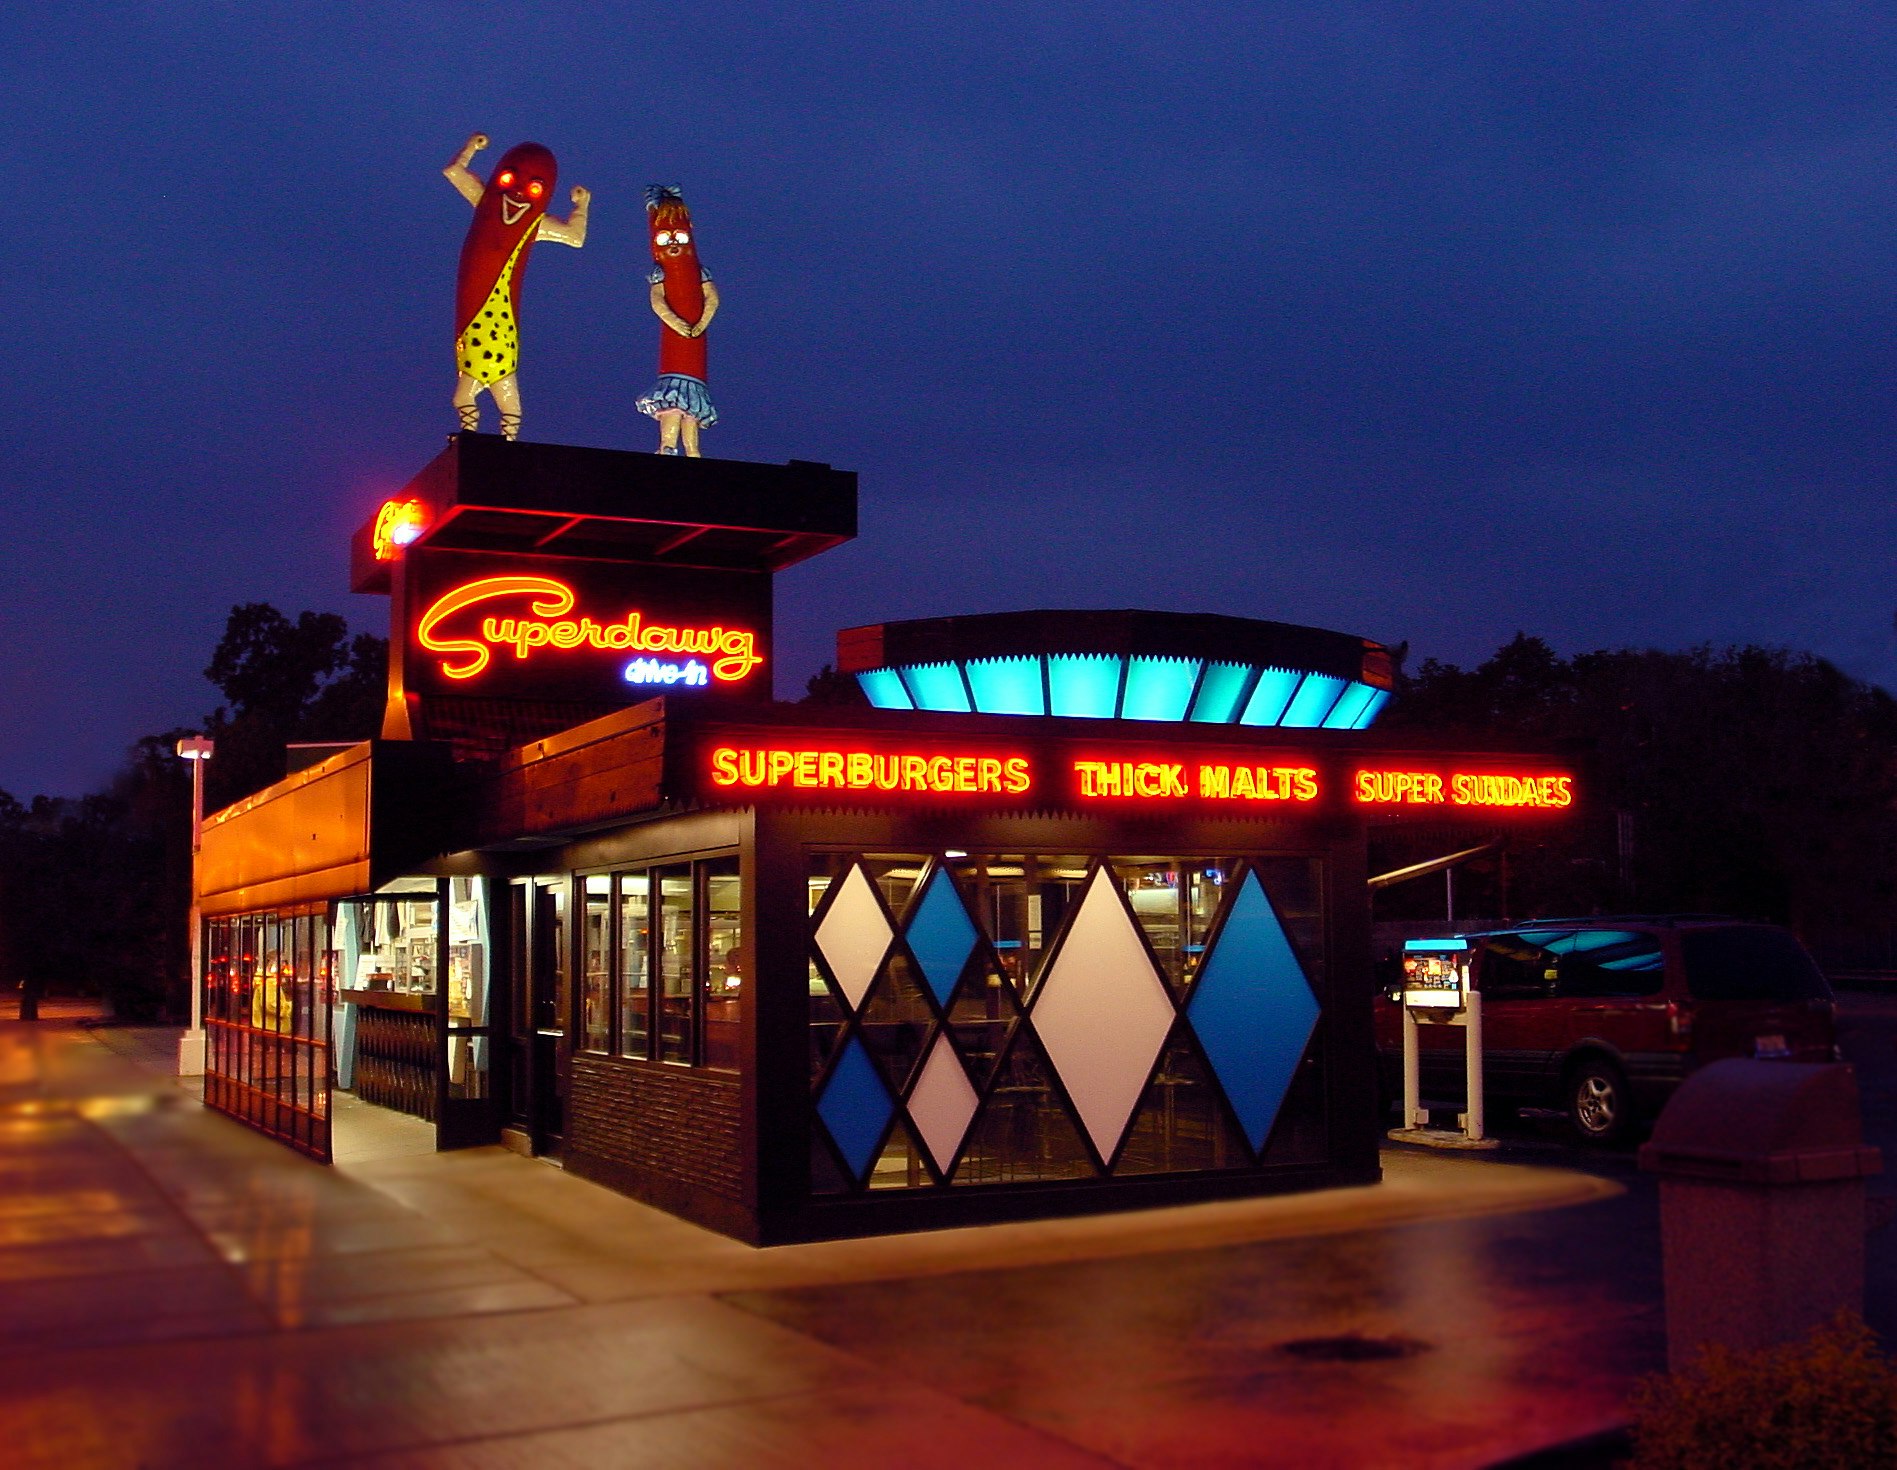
[0, 1006, 1680, 1468]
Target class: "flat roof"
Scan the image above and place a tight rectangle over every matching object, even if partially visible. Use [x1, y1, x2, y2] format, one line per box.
[353, 435, 857, 592]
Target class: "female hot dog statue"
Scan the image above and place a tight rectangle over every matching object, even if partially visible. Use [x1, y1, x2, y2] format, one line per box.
[636, 185, 719, 456]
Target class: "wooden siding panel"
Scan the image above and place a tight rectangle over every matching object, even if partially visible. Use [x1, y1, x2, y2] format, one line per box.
[199, 746, 373, 908]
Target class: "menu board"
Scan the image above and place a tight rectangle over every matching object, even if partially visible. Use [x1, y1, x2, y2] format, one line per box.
[1402, 947, 1468, 1010]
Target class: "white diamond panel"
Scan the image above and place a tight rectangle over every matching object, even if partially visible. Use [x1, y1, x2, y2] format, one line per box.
[907, 1033, 978, 1174]
[1030, 866, 1175, 1158]
[813, 865, 892, 1009]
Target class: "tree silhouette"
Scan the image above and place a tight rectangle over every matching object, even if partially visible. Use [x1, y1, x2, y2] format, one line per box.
[1384, 637, 1897, 935]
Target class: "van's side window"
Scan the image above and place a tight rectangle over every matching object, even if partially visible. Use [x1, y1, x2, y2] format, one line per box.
[1478, 934, 1559, 999]
[1555, 932, 1664, 998]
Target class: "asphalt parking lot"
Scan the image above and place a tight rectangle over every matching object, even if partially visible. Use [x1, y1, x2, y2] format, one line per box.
[2, 991, 1889, 1467]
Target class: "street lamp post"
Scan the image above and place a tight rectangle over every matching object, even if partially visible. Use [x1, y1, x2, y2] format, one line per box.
[176, 736, 214, 1075]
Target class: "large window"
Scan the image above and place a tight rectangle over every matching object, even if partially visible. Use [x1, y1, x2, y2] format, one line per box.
[204, 906, 333, 1161]
[705, 859, 742, 1071]
[807, 852, 1327, 1196]
[618, 873, 651, 1059]
[338, 891, 441, 998]
[332, 889, 441, 1120]
[574, 854, 743, 1072]
[445, 877, 491, 1102]
[581, 876, 611, 1053]
[657, 866, 695, 1064]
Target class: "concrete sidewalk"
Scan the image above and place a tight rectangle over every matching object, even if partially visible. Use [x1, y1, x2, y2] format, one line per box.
[0, 1013, 1659, 1468]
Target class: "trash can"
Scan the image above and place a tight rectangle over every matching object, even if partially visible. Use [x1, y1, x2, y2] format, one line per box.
[1638, 1059, 1882, 1370]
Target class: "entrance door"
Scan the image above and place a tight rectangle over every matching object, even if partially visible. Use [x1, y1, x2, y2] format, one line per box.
[527, 879, 571, 1154]
[436, 876, 503, 1150]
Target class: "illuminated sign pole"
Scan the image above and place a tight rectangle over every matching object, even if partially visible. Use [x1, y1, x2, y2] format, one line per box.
[175, 736, 214, 1076]
[1391, 938, 1496, 1149]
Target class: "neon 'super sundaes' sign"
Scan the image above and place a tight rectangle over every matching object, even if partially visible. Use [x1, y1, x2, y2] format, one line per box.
[1351, 769, 1574, 809]
[416, 575, 764, 685]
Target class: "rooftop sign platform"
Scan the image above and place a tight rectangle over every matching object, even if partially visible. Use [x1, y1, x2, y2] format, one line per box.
[361, 435, 858, 755]
[351, 434, 857, 593]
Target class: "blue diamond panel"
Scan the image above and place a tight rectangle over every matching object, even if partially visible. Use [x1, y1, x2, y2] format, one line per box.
[817, 1035, 894, 1181]
[1187, 870, 1319, 1151]
[904, 867, 979, 1007]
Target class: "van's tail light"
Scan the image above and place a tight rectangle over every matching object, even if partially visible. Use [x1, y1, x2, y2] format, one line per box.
[1667, 1001, 1694, 1043]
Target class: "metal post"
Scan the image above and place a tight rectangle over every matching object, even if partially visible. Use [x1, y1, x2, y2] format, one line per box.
[1402, 1004, 1423, 1129]
[1462, 990, 1484, 1141]
[1445, 864, 1455, 923]
[177, 743, 209, 1076]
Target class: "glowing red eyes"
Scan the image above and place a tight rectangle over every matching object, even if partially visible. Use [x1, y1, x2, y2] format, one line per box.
[527, 181, 544, 198]
[497, 170, 515, 186]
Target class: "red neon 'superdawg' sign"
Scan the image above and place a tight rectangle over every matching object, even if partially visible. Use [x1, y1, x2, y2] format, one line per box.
[417, 575, 764, 683]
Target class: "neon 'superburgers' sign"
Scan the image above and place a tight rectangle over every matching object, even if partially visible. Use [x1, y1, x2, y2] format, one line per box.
[416, 575, 764, 686]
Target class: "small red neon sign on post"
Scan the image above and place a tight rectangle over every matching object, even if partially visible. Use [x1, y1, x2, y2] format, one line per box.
[371, 499, 430, 562]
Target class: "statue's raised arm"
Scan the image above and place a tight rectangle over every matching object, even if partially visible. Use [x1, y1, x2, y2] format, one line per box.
[443, 132, 488, 207]
[536, 186, 590, 248]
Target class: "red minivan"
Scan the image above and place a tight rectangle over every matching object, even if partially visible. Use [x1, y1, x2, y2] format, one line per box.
[1373, 917, 1838, 1143]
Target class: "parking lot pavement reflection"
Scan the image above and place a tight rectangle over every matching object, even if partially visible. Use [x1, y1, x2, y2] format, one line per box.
[0, 1007, 1666, 1469]
[725, 1185, 1664, 1468]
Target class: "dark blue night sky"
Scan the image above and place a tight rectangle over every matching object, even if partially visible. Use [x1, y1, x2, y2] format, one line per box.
[6, 3, 1896, 798]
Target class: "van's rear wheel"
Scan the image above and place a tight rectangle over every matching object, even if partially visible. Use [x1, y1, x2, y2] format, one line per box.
[1566, 1056, 1630, 1146]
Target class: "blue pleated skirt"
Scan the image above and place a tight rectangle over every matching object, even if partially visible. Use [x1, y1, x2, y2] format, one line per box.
[637, 373, 719, 426]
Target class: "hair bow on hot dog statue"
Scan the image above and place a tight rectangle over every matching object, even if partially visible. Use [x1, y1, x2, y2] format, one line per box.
[443, 133, 590, 440]
[636, 185, 719, 456]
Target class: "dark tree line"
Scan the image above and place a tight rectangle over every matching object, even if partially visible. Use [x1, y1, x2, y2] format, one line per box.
[1375, 635, 1897, 947]
[0, 606, 385, 1019]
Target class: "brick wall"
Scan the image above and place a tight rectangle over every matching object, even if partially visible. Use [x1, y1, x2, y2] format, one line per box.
[568, 1057, 743, 1200]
